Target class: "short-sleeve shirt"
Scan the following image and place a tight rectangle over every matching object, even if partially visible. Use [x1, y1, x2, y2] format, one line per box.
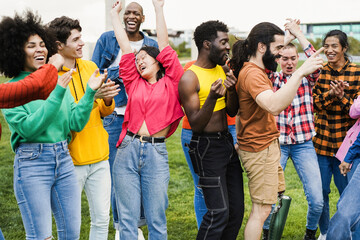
[237, 62, 280, 152]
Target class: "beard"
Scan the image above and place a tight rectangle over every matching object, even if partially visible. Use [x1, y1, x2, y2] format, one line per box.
[262, 48, 279, 72]
[209, 45, 227, 66]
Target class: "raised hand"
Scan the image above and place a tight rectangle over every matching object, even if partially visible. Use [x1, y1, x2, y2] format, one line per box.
[48, 53, 65, 71]
[209, 79, 226, 99]
[223, 69, 237, 91]
[152, 0, 165, 8]
[111, 1, 122, 16]
[284, 18, 300, 45]
[88, 69, 107, 91]
[57, 69, 74, 88]
[297, 47, 324, 77]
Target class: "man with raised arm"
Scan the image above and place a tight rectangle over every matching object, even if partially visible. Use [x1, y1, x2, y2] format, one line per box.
[229, 22, 323, 240]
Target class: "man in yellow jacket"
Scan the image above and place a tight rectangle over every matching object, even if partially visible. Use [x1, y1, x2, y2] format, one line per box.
[49, 16, 119, 240]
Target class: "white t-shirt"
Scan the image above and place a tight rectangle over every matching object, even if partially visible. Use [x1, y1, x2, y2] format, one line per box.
[112, 39, 144, 115]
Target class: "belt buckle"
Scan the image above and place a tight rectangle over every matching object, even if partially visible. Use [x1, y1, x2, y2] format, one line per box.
[139, 135, 146, 143]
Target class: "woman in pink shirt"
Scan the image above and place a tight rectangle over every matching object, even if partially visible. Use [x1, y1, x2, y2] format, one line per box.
[110, 0, 183, 239]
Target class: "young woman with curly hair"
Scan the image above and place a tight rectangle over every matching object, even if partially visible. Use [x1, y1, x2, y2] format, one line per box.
[0, 11, 106, 240]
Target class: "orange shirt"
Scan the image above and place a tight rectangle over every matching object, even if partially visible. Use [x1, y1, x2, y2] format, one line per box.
[236, 62, 279, 152]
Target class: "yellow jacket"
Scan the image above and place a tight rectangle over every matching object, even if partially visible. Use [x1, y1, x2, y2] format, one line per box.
[59, 58, 115, 165]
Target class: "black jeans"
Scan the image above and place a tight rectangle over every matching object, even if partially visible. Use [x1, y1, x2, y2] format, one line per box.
[188, 131, 244, 240]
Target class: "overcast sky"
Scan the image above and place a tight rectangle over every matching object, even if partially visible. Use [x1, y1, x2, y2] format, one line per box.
[0, 0, 359, 43]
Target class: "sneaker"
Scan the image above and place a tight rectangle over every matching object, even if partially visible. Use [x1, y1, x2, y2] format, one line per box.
[138, 228, 145, 240]
[115, 230, 119, 240]
[317, 233, 326, 240]
[303, 228, 317, 240]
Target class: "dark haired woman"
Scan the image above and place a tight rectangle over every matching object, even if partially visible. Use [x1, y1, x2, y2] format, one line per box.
[0, 11, 106, 240]
[110, 0, 184, 239]
[313, 29, 360, 240]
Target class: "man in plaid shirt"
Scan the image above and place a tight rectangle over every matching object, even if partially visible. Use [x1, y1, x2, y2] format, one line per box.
[262, 19, 323, 240]
[312, 29, 360, 240]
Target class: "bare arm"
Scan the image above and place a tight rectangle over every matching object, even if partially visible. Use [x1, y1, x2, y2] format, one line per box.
[152, 0, 168, 51]
[110, 1, 132, 54]
[256, 48, 324, 115]
[179, 70, 225, 132]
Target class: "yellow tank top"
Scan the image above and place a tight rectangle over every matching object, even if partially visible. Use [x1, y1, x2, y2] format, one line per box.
[188, 64, 226, 112]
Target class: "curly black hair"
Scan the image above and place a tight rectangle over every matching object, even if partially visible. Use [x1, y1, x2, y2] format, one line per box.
[193, 20, 229, 52]
[0, 10, 57, 78]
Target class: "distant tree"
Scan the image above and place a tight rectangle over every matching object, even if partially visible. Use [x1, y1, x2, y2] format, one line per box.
[348, 36, 360, 56]
[170, 41, 191, 58]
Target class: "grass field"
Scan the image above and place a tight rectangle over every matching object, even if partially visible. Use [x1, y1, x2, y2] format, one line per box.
[0, 76, 341, 239]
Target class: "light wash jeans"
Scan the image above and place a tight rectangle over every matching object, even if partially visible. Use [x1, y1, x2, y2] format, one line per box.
[113, 134, 169, 240]
[326, 159, 360, 240]
[180, 125, 237, 229]
[263, 140, 323, 230]
[14, 141, 81, 240]
[0, 228, 4, 240]
[103, 112, 123, 229]
[317, 154, 348, 234]
[103, 113, 146, 230]
[75, 160, 111, 240]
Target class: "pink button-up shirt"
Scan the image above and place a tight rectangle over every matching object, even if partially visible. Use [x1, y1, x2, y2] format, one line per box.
[116, 45, 184, 146]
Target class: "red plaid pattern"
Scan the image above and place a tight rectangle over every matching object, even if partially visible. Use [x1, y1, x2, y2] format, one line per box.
[269, 44, 320, 144]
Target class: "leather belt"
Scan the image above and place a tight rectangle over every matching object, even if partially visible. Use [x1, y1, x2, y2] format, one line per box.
[126, 131, 165, 143]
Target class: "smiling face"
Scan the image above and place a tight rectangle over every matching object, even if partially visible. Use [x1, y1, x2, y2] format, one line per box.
[323, 36, 347, 68]
[279, 47, 298, 75]
[123, 2, 144, 34]
[58, 29, 84, 60]
[23, 34, 48, 72]
[135, 50, 160, 80]
[262, 34, 284, 72]
[209, 31, 230, 66]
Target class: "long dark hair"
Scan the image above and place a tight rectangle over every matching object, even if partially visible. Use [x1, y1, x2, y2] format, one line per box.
[323, 29, 350, 61]
[229, 22, 284, 78]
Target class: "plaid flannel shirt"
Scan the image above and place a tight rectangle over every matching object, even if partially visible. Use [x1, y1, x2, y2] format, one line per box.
[313, 60, 360, 157]
[268, 44, 320, 145]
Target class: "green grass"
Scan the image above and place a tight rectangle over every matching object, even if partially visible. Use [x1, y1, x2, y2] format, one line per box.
[0, 76, 341, 239]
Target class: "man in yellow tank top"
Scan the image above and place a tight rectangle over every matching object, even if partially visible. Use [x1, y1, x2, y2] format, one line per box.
[178, 20, 244, 240]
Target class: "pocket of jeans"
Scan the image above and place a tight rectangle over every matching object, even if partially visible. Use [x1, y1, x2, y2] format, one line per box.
[153, 143, 168, 155]
[198, 176, 226, 211]
[16, 148, 40, 160]
[118, 137, 131, 149]
[186, 142, 200, 175]
[103, 113, 116, 127]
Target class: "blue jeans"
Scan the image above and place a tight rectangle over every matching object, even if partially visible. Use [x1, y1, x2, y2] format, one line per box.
[317, 154, 348, 234]
[181, 126, 237, 229]
[0, 228, 4, 240]
[113, 134, 170, 240]
[181, 128, 207, 228]
[326, 159, 360, 240]
[14, 141, 81, 240]
[103, 112, 123, 229]
[263, 140, 323, 230]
